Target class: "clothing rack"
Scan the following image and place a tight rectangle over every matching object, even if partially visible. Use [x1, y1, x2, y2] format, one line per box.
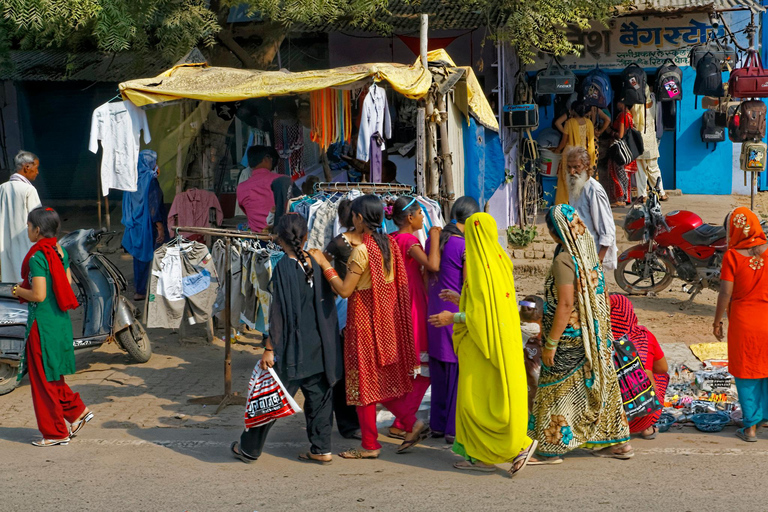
[313, 181, 415, 195]
[176, 226, 273, 414]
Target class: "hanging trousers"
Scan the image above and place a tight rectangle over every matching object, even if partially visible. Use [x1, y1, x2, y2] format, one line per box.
[240, 372, 333, 459]
[133, 258, 152, 296]
[27, 323, 86, 439]
[391, 375, 431, 432]
[428, 360, 459, 437]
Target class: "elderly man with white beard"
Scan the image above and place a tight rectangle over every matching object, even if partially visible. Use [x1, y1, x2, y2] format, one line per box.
[563, 146, 618, 271]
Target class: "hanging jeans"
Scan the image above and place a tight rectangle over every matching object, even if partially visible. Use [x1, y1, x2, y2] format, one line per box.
[26, 323, 87, 439]
[239, 372, 334, 459]
[369, 132, 384, 182]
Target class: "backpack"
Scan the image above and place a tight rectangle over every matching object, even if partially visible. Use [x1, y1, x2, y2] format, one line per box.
[656, 59, 683, 102]
[693, 52, 725, 107]
[740, 141, 768, 172]
[514, 70, 534, 104]
[700, 110, 725, 150]
[581, 67, 613, 109]
[738, 100, 767, 141]
[621, 63, 647, 105]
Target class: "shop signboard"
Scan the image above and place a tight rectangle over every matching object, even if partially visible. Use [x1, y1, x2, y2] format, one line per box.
[534, 14, 724, 71]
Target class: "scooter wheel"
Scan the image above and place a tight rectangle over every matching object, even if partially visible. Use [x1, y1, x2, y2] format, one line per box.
[614, 254, 675, 294]
[116, 322, 152, 363]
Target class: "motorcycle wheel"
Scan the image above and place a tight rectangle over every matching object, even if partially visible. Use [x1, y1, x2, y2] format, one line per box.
[614, 253, 675, 294]
[0, 362, 19, 396]
[116, 322, 152, 363]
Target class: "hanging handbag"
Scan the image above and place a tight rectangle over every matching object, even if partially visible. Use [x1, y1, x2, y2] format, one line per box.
[535, 58, 576, 95]
[612, 334, 663, 421]
[624, 127, 645, 161]
[504, 104, 539, 130]
[609, 138, 632, 166]
[729, 50, 768, 99]
[690, 40, 738, 70]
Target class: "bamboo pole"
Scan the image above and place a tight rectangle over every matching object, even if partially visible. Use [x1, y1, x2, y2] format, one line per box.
[436, 93, 454, 210]
[176, 102, 186, 196]
[426, 93, 439, 198]
[416, 106, 426, 196]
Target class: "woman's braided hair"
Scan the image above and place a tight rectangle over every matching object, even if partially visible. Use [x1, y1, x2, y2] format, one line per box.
[276, 213, 313, 286]
[351, 194, 392, 274]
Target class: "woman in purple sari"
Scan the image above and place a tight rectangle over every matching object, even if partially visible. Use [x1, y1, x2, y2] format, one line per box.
[425, 197, 480, 443]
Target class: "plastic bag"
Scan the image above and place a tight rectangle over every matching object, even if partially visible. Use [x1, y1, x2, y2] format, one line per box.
[244, 363, 302, 430]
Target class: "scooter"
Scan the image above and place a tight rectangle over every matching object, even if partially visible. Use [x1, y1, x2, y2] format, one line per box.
[615, 181, 727, 308]
[0, 228, 151, 395]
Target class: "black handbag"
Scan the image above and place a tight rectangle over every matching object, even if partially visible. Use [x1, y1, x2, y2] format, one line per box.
[612, 334, 663, 421]
[535, 58, 576, 95]
[625, 127, 645, 161]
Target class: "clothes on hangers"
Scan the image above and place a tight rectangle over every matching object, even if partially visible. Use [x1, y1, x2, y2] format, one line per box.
[274, 116, 304, 178]
[356, 83, 391, 163]
[212, 239, 245, 327]
[88, 100, 152, 196]
[310, 89, 353, 151]
[146, 240, 218, 329]
[167, 189, 223, 241]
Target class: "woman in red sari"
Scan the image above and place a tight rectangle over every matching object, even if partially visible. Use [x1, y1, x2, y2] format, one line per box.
[609, 294, 669, 439]
[310, 195, 426, 459]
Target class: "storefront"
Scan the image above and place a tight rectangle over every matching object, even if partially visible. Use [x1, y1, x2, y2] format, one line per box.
[506, 5, 762, 197]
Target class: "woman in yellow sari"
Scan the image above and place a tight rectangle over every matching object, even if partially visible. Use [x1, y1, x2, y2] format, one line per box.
[555, 102, 596, 205]
[429, 213, 536, 477]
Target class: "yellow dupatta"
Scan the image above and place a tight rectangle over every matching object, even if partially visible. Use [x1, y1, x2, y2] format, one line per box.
[452, 213, 531, 464]
[555, 117, 596, 205]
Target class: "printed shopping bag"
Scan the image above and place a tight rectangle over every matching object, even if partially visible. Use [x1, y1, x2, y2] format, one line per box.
[244, 363, 302, 430]
[612, 334, 662, 421]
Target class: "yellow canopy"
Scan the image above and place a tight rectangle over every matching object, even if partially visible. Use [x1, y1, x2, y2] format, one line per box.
[119, 49, 498, 131]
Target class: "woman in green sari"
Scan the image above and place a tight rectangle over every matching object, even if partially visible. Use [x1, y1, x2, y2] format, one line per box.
[528, 204, 631, 463]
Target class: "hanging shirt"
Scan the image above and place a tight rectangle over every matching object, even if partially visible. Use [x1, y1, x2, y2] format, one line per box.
[168, 188, 224, 239]
[0, 177, 41, 282]
[88, 101, 151, 196]
[356, 84, 392, 162]
[236, 167, 280, 232]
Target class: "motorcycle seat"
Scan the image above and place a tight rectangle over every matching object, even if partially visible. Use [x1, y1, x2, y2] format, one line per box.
[0, 283, 17, 300]
[682, 224, 726, 247]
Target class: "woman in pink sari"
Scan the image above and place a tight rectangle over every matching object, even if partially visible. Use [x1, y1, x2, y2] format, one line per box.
[388, 196, 441, 443]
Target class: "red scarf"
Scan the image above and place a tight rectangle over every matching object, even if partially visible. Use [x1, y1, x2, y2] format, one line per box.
[20, 238, 79, 311]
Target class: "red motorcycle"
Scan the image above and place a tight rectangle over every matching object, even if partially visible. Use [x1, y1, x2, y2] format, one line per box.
[615, 189, 726, 308]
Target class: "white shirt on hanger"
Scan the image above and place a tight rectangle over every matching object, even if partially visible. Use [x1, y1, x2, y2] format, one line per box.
[88, 100, 151, 196]
[356, 84, 392, 162]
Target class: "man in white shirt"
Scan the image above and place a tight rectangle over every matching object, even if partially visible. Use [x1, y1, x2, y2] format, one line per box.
[0, 151, 42, 282]
[564, 146, 618, 271]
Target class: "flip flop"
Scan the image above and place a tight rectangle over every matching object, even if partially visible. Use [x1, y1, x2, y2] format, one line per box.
[453, 460, 497, 472]
[32, 437, 70, 447]
[69, 411, 94, 438]
[736, 427, 758, 443]
[592, 446, 634, 460]
[640, 426, 658, 440]
[508, 440, 538, 478]
[230, 441, 256, 463]
[396, 424, 431, 454]
[527, 456, 564, 465]
[298, 452, 332, 465]
[338, 448, 379, 459]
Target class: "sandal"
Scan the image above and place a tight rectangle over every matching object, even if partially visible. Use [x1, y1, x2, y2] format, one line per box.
[659, 194, 669, 201]
[508, 440, 538, 478]
[69, 411, 94, 438]
[338, 448, 380, 459]
[396, 422, 431, 454]
[527, 455, 564, 465]
[453, 460, 496, 472]
[736, 427, 758, 443]
[640, 425, 658, 440]
[592, 445, 634, 460]
[298, 452, 332, 465]
[230, 441, 256, 463]
[32, 437, 70, 447]
[387, 427, 406, 440]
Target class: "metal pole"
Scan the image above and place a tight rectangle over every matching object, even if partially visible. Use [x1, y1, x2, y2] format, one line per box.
[748, 13, 757, 211]
[224, 236, 232, 396]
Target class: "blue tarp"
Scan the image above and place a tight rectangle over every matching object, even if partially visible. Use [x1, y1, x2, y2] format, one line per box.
[463, 117, 506, 206]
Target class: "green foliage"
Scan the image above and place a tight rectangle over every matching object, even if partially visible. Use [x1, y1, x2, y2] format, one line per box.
[507, 224, 537, 247]
[482, 0, 630, 64]
[0, 0, 390, 60]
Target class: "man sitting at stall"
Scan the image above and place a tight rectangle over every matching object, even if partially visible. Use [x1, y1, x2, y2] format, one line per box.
[236, 145, 280, 233]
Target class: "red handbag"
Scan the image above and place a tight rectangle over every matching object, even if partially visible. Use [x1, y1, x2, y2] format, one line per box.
[729, 50, 768, 99]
